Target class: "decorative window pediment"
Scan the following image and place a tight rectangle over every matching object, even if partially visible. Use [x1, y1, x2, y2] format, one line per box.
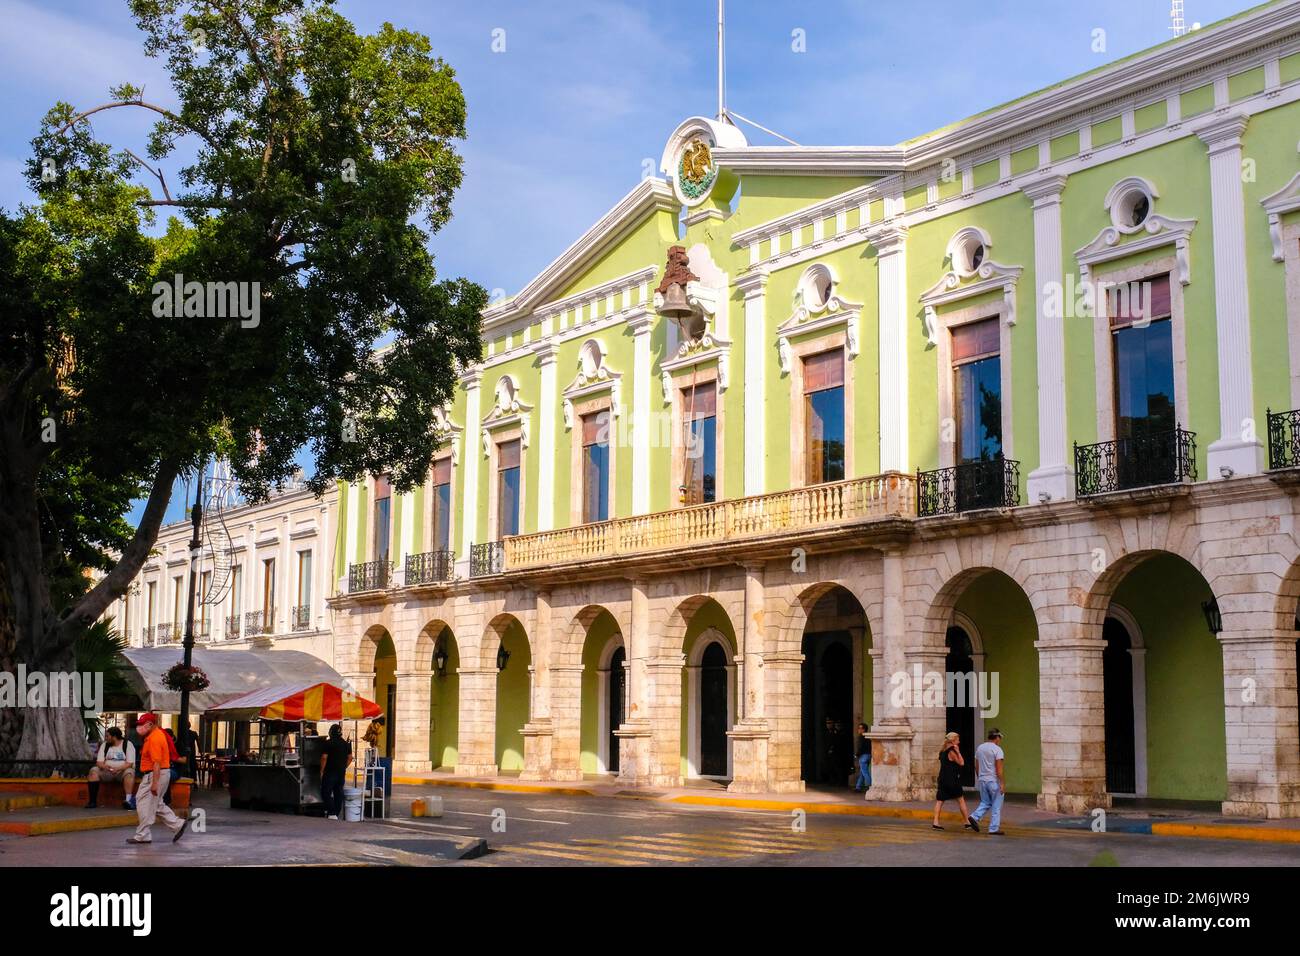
[432, 405, 463, 464]
[482, 374, 533, 456]
[775, 263, 863, 374]
[562, 339, 623, 428]
[1075, 213, 1196, 287]
[918, 256, 1023, 347]
[1261, 171, 1300, 262]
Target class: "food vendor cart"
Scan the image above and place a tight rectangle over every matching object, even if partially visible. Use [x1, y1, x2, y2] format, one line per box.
[206, 681, 382, 815]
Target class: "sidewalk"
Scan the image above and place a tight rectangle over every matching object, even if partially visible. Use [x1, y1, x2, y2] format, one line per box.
[390, 771, 1300, 845]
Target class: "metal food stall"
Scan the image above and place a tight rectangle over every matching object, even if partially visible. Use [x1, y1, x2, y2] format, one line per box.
[205, 682, 382, 815]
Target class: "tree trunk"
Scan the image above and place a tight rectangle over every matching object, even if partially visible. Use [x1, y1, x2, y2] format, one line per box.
[0, 553, 20, 763]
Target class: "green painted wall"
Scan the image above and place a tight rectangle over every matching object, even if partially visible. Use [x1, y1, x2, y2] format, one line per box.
[1135, 100, 1167, 133]
[431, 630, 459, 769]
[1111, 555, 1226, 801]
[1181, 83, 1214, 119]
[730, 175, 869, 230]
[955, 572, 1041, 794]
[1050, 131, 1080, 162]
[373, 633, 396, 757]
[578, 610, 623, 774]
[1229, 66, 1266, 102]
[495, 620, 532, 771]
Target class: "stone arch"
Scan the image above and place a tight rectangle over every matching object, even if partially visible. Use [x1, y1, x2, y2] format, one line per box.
[414, 619, 460, 772]
[773, 579, 874, 655]
[480, 612, 530, 670]
[684, 625, 736, 779]
[573, 605, 625, 776]
[414, 619, 456, 672]
[1087, 549, 1225, 802]
[479, 612, 532, 772]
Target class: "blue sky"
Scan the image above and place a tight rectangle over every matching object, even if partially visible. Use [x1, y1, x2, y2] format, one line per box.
[0, 0, 1261, 524]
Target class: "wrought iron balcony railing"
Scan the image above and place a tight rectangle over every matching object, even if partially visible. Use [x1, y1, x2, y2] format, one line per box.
[244, 610, 274, 636]
[156, 623, 176, 644]
[502, 473, 915, 572]
[470, 541, 506, 577]
[290, 605, 312, 631]
[224, 614, 241, 641]
[917, 458, 1021, 517]
[141, 625, 156, 647]
[1075, 427, 1197, 497]
[405, 550, 455, 586]
[1267, 408, 1300, 470]
[348, 560, 391, 593]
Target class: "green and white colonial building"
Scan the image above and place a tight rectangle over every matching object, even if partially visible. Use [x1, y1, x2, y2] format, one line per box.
[326, 2, 1300, 818]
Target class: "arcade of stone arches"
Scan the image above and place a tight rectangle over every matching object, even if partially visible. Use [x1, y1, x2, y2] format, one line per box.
[333, 545, 1300, 816]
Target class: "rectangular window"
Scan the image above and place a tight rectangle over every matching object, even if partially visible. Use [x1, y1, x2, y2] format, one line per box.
[498, 439, 521, 537]
[581, 410, 611, 522]
[297, 550, 312, 609]
[803, 350, 846, 485]
[262, 558, 276, 619]
[146, 582, 156, 628]
[172, 575, 185, 627]
[373, 474, 392, 563]
[431, 458, 452, 551]
[200, 571, 212, 635]
[952, 318, 1003, 462]
[681, 383, 717, 504]
[1110, 275, 1175, 439]
[229, 565, 242, 618]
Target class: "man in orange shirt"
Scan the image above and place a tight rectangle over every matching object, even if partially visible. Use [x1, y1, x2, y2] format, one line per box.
[127, 713, 191, 845]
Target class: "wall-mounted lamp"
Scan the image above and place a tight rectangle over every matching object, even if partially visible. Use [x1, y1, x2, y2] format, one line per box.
[1202, 597, 1223, 634]
[434, 642, 449, 678]
[496, 642, 511, 672]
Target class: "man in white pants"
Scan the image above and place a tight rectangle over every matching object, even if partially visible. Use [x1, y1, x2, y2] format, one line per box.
[127, 712, 190, 845]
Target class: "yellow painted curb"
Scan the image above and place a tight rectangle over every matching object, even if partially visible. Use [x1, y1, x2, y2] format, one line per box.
[0, 812, 136, 837]
[391, 776, 596, 797]
[1151, 821, 1300, 844]
[0, 794, 57, 811]
[667, 795, 965, 822]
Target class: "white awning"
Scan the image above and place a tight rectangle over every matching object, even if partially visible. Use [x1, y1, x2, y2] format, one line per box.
[116, 647, 352, 715]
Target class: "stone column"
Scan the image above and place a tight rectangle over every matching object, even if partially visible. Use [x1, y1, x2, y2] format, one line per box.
[394, 669, 432, 773]
[737, 271, 769, 496]
[454, 666, 498, 776]
[868, 647, 884, 726]
[870, 226, 909, 473]
[1197, 113, 1263, 478]
[616, 577, 654, 785]
[1035, 622, 1110, 813]
[458, 368, 483, 576]
[629, 313, 653, 515]
[729, 561, 773, 792]
[905, 643, 948, 797]
[1022, 174, 1074, 502]
[549, 663, 586, 781]
[534, 340, 560, 531]
[646, 654, 685, 788]
[1220, 630, 1300, 818]
[865, 548, 916, 801]
[763, 650, 806, 793]
[521, 589, 555, 780]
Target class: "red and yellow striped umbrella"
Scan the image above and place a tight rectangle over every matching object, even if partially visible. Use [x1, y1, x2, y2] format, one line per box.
[259, 682, 382, 722]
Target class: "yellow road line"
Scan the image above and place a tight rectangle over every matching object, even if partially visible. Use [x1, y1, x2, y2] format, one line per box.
[1151, 822, 1300, 844]
[588, 836, 755, 859]
[524, 840, 699, 863]
[566, 838, 713, 862]
[623, 834, 799, 855]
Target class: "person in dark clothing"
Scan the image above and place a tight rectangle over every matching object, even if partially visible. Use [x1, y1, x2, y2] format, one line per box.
[932, 731, 976, 831]
[853, 723, 872, 792]
[319, 723, 353, 820]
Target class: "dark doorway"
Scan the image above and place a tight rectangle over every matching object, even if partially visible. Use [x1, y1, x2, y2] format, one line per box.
[607, 646, 625, 774]
[945, 626, 976, 787]
[384, 683, 397, 761]
[699, 642, 729, 776]
[1103, 617, 1137, 794]
[801, 632, 853, 785]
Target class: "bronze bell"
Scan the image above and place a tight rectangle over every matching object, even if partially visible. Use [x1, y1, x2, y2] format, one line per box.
[658, 282, 692, 320]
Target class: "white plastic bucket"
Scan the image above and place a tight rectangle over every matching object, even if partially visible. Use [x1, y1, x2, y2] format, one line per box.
[342, 788, 364, 822]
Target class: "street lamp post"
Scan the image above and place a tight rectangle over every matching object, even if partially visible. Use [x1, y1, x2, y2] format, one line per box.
[177, 458, 205, 770]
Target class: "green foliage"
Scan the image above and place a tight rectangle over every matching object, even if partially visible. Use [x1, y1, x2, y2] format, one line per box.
[74, 618, 131, 740]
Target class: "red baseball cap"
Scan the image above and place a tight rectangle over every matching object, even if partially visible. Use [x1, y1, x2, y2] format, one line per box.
[136, 712, 159, 726]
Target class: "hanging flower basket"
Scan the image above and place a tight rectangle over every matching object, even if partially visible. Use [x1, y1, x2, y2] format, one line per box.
[162, 663, 210, 693]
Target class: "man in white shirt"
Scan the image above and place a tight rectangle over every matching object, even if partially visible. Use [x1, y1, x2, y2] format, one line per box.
[968, 728, 1006, 835]
[86, 727, 137, 810]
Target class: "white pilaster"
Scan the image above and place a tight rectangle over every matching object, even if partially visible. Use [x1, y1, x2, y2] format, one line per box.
[1197, 114, 1263, 477]
[534, 339, 560, 530]
[1023, 174, 1074, 502]
[871, 225, 909, 473]
[629, 313, 653, 515]
[737, 271, 769, 496]
[459, 368, 483, 565]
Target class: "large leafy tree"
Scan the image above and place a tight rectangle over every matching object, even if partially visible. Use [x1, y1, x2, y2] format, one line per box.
[0, 0, 484, 761]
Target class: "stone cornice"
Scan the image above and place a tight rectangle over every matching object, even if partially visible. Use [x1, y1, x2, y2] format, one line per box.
[1261, 170, 1300, 260]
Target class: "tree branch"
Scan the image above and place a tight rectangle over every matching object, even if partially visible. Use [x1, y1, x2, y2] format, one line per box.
[55, 100, 220, 151]
[50, 459, 180, 651]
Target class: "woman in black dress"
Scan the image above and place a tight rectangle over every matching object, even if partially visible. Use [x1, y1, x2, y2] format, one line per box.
[932, 732, 975, 830]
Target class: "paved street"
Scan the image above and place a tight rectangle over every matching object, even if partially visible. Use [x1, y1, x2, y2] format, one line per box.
[3, 785, 1299, 867]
